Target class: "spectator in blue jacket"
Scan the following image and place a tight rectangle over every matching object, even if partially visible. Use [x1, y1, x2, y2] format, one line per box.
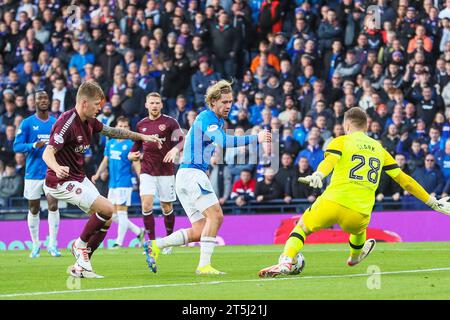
[437, 139, 450, 181]
[191, 59, 221, 107]
[293, 114, 313, 147]
[68, 41, 95, 78]
[412, 154, 445, 196]
[428, 126, 442, 155]
[44, 33, 62, 58]
[249, 92, 265, 125]
[405, 139, 426, 172]
[294, 134, 324, 170]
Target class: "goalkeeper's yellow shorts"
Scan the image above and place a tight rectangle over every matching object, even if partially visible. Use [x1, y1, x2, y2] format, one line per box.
[302, 196, 370, 235]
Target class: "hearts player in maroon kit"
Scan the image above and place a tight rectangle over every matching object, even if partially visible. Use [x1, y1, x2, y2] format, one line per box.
[42, 81, 162, 278]
[128, 92, 184, 254]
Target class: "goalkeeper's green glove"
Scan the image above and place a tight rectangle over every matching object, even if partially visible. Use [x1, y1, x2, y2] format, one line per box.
[426, 196, 450, 215]
[298, 172, 324, 189]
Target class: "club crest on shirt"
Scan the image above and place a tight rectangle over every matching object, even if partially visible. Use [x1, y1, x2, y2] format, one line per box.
[54, 133, 64, 144]
[122, 145, 128, 150]
[75, 188, 82, 195]
[142, 128, 147, 132]
[159, 124, 166, 131]
[33, 126, 39, 130]
[207, 124, 218, 132]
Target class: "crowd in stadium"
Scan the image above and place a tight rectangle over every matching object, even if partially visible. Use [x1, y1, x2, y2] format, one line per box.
[1, 0, 450, 209]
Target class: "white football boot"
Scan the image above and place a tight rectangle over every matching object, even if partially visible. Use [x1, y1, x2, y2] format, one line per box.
[71, 241, 93, 272]
[347, 239, 377, 266]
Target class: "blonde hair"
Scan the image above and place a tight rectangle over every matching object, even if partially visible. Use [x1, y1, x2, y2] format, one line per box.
[76, 80, 105, 102]
[344, 107, 368, 129]
[146, 92, 162, 101]
[205, 80, 233, 107]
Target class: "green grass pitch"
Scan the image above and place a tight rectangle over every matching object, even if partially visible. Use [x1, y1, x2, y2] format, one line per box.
[1, 242, 450, 300]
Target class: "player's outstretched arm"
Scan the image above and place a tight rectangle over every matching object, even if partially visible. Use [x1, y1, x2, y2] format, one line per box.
[101, 125, 163, 148]
[298, 153, 340, 188]
[205, 126, 271, 149]
[299, 136, 343, 188]
[42, 145, 70, 179]
[392, 171, 450, 215]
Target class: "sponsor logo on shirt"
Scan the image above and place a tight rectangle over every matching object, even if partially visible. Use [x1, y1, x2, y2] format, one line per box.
[74, 144, 90, 153]
[110, 149, 122, 160]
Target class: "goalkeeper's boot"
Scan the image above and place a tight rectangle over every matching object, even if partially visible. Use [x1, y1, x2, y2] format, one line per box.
[143, 240, 160, 273]
[29, 243, 41, 258]
[69, 264, 104, 279]
[258, 263, 294, 278]
[196, 264, 226, 275]
[137, 228, 145, 247]
[347, 239, 376, 267]
[48, 246, 62, 257]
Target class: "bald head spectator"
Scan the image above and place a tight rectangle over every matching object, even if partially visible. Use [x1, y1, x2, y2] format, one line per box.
[0, 161, 23, 204]
[412, 154, 445, 198]
[0, 124, 16, 162]
[289, 156, 318, 203]
[274, 152, 297, 203]
[255, 167, 283, 202]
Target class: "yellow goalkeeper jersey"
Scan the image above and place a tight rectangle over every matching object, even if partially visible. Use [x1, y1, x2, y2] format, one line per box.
[321, 131, 401, 215]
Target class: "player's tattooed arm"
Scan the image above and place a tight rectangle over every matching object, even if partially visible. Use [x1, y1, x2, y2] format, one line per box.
[101, 125, 163, 147]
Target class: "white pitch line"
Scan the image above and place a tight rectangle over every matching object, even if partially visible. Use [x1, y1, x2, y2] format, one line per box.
[1, 267, 450, 298]
[2, 247, 450, 257]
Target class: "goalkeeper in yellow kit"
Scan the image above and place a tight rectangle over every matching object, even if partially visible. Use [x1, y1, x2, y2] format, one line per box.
[259, 107, 450, 277]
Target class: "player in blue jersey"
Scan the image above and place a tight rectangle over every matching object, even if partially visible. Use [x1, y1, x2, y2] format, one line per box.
[92, 116, 145, 248]
[13, 90, 61, 258]
[144, 80, 271, 274]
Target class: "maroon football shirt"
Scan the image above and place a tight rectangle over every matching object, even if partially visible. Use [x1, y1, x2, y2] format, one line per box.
[45, 108, 104, 188]
[131, 114, 183, 176]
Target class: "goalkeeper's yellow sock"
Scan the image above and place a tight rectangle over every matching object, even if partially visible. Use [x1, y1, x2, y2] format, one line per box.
[349, 232, 366, 258]
[282, 224, 306, 259]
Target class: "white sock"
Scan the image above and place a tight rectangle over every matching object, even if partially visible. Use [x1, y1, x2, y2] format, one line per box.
[198, 236, 216, 268]
[47, 210, 60, 248]
[155, 229, 188, 248]
[128, 219, 141, 236]
[75, 238, 87, 248]
[116, 211, 128, 246]
[27, 211, 40, 247]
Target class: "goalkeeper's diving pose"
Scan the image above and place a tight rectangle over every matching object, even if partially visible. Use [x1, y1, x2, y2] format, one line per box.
[259, 107, 450, 277]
